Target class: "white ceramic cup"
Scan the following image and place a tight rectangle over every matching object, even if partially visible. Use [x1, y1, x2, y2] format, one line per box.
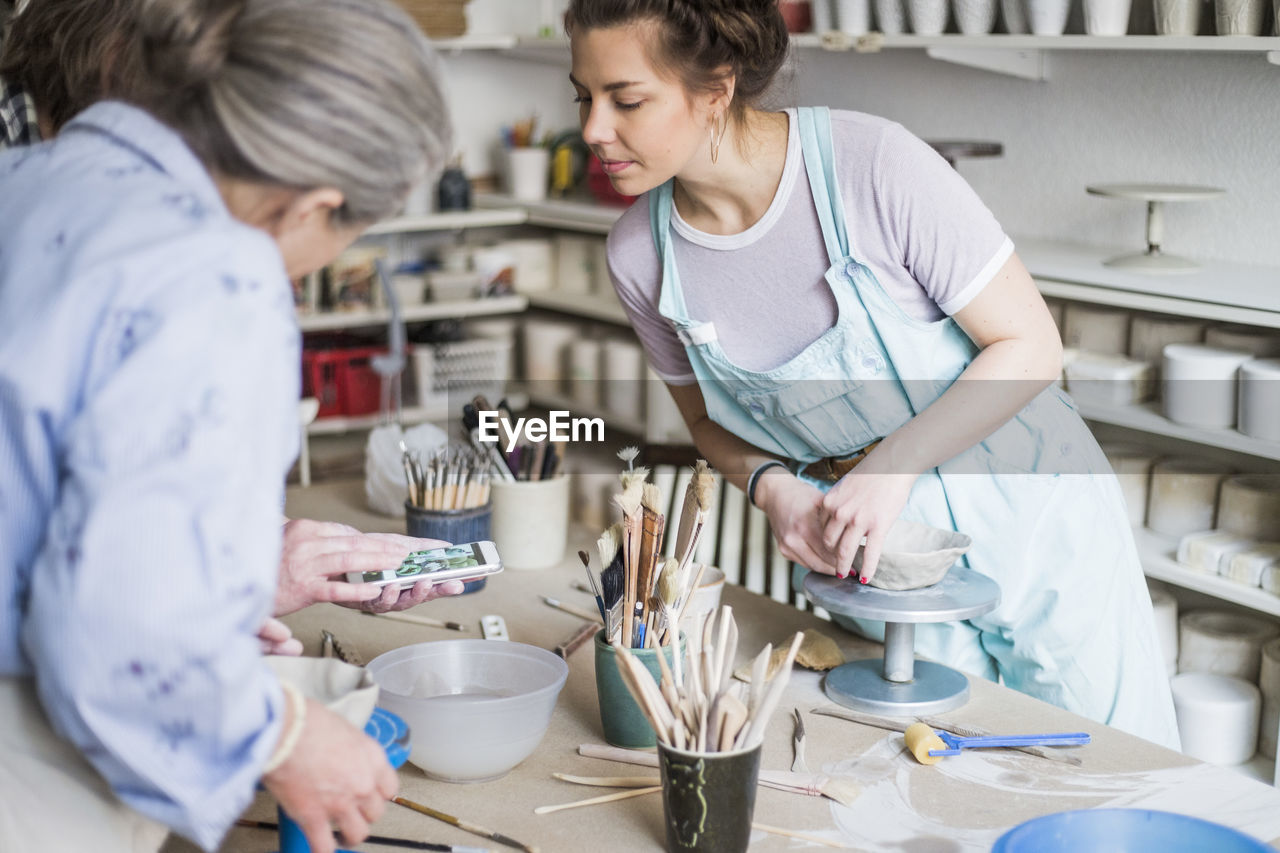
[836, 0, 873, 32]
[955, 0, 999, 32]
[490, 475, 570, 570]
[1084, 0, 1131, 32]
[677, 566, 726, 637]
[506, 147, 550, 202]
[1238, 359, 1280, 442]
[907, 0, 949, 33]
[1153, 0, 1200, 33]
[1001, 0, 1029, 31]
[1215, 0, 1265, 33]
[522, 319, 579, 385]
[1025, 0, 1072, 34]
[875, 0, 909, 32]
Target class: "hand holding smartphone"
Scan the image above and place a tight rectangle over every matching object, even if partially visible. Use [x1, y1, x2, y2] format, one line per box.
[345, 541, 503, 589]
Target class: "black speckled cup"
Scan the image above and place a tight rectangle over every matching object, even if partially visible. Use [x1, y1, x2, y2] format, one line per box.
[657, 741, 762, 853]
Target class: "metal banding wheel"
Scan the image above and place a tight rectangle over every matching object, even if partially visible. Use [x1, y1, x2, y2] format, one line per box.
[804, 569, 1001, 716]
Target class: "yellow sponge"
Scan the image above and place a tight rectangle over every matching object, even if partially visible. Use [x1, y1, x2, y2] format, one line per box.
[904, 722, 947, 765]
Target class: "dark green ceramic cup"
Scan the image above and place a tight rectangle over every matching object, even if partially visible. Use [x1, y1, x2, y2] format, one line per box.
[658, 740, 763, 853]
[593, 629, 679, 748]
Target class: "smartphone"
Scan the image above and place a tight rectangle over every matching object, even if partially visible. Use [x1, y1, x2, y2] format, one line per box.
[347, 541, 503, 588]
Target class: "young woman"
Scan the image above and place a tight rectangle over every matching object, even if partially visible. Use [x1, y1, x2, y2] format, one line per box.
[566, 0, 1179, 749]
[0, 1, 451, 851]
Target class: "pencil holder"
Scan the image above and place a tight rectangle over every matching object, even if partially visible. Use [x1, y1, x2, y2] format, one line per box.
[658, 740, 762, 853]
[489, 474, 569, 570]
[594, 630, 680, 749]
[404, 500, 492, 594]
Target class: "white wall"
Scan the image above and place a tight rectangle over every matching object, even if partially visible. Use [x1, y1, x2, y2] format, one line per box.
[789, 49, 1280, 266]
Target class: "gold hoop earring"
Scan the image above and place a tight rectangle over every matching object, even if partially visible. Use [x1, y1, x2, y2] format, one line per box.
[710, 114, 728, 164]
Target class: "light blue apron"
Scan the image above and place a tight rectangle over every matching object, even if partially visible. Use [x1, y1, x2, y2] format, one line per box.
[651, 107, 1179, 749]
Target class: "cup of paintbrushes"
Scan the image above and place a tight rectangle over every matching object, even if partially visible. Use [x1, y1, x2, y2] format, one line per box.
[658, 739, 762, 853]
[594, 629, 682, 748]
[404, 500, 492, 594]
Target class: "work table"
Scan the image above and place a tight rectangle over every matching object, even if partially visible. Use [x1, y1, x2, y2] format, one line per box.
[161, 479, 1280, 853]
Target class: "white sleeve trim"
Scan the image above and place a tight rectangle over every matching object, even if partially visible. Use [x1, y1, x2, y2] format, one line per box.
[937, 236, 1015, 316]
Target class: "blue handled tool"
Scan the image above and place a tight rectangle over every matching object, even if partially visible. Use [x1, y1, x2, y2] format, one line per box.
[929, 729, 1091, 757]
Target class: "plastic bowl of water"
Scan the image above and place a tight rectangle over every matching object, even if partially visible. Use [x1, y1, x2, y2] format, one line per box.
[992, 808, 1272, 852]
[367, 640, 568, 782]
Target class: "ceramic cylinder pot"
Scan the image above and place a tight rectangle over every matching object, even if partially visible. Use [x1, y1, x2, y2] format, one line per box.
[1153, 0, 1200, 33]
[1084, 0, 1132, 32]
[875, 0, 909, 31]
[836, 0, 873, 32]
[907, 0, 949, 33]
[1215, 0, 1266, 33]
[1001, 0, 1030, 30]
[1025, 0, 1072, 33]
[955, 0, 999, 32]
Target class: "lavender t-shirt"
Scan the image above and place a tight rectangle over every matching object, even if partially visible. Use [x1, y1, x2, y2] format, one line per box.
[607, 108, 1013, 384]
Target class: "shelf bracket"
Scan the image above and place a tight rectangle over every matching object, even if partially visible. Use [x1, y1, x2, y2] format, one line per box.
[924, 46, 1046, 81]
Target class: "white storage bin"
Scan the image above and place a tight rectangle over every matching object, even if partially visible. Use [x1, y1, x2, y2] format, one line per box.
[1162, 344, 1252, 429]
[1238, 358, 1280, 442]
[1064, 354, 1153, 406]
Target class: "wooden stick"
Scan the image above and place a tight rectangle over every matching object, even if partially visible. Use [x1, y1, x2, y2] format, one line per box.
[739, 631, 804, 749]
[579, 743, 659, 767]
[552, 773, 660, 788]
[393, 797, 539, 853]
[533, 786, 661, 815]
[367, 611, 470, 632]
[751, 823, 857, 849]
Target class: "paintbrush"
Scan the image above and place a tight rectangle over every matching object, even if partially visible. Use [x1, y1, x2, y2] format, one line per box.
[393, 797, 538, 853]
[596, 524, 624, 643]
[364, 610, 470, 632]
[539, 594, 602, 624]
[672, 461, 715, 576]
[234, 819, 491, 853]
[553, 621, 597, 659]
[635, 482, 666, 643]
[612, 482, 643, 647]
[653, 558, 683, 685]
[576, 549, 606, 622]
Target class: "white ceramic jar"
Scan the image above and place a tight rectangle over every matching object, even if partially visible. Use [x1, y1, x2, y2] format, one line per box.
[1238, 358, 1280, 442]
[1161, 343, 1252, 429]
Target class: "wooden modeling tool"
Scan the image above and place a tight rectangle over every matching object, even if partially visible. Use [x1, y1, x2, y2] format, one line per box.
[533, 786, 661, 815]
[635, 482, 666, 645]
[538, 594, 603, 624]
[394, 797, 538, 853]
[365, 610, 470, 632]
[552, 621, 597, 659]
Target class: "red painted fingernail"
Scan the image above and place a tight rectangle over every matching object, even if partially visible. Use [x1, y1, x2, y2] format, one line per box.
[859, 576, 869, 584]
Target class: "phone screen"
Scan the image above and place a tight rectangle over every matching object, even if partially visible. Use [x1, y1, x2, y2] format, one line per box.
[360, 543, 489, 584]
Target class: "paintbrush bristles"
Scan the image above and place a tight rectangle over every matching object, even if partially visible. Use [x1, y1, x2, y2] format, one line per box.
[692, 459, 715, 511]
[597, 522, 622, 568]
[641, 482, 663, 515]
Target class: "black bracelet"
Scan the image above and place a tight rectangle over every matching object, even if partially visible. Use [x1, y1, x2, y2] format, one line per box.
[747, 460, 788, 507]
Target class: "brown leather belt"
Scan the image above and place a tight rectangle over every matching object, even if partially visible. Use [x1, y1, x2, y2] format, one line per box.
[801, 440, 882, 482]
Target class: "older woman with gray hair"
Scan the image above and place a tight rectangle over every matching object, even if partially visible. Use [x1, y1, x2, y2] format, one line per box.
[0, 1, 451, 851]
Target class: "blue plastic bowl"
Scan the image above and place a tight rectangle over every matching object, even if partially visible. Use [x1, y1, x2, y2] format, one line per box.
[993, 809, 1271, 852]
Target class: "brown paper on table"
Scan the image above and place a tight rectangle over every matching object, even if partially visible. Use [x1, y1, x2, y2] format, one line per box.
[734, 629, 844, 682]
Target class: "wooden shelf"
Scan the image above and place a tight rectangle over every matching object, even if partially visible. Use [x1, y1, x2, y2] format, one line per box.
[298, 295, 527, 332]
[475, 193, 627, 235]
[526, 291, 630, 325]
[1075, 399, 1280, 461]
[1135, 527, 1280, 617]
[362, 208, 526, 236]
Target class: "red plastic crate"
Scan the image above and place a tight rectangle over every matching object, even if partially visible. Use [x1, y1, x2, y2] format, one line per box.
[302, 346, 386, 418]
